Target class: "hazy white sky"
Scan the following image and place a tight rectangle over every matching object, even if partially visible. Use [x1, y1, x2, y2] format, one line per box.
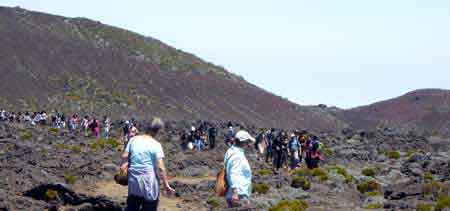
[3, 0, 450, 108]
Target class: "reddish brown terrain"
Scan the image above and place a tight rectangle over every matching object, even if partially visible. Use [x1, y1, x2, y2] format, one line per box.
[0, 6, 344, 131]
[341, 89, 450, 136]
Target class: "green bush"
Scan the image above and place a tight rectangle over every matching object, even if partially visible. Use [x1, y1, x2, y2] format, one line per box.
[20, 131, 33, 140]
[362, 168, 377, 177]
[90, 139, 106, 151]
[106, 138, 121, 148]
[45, 189, 58, 201]
[364, 203, 382, 209]
[385, 150, 401, 160]
[269, 199, 309, 211]
[206, 197, 221, 208]
[253, 183, 271, 194]
[257, 169, 272, 176]
[423, 172, 434, 181]
[291, 176, 311, 190]
[416, 203, 433, 211]
[357, 180, 381, 194]
[64, 173, 78, 185]
[326, 165, 353, 183]
[293, 168, 311, 177]
[71, 145, 82, 154]
[48, 128, 59, 134]
[422, 182, 450, 197]
[436, 195, 450, 211]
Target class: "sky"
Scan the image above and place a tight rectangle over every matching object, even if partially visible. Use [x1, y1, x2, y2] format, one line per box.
[2, 0, 450, 108]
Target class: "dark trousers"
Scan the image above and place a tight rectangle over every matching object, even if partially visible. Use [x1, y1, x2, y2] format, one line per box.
[126, 194, 159, 211]
[209, 136, 216, 149]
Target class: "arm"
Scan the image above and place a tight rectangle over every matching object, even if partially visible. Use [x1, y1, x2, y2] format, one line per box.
[156, 158, 175, 193]
[120, 151, 129, 172]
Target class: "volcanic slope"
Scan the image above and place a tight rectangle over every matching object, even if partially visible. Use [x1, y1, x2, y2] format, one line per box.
[0, 6, 345, 131]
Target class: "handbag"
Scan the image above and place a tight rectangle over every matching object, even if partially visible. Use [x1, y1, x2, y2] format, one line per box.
[215, 168, 227, 196]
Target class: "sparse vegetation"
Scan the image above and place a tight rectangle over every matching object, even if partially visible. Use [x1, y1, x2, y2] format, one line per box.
[424, 172, 435, 181]
[64, 173, 78, 185]
[364, 203, 382, 209]
[293, 168, 311, 177]
[44, 189, 58, 201]
[71, 145, 82, 153]
[257, 169, 272, 176]
[326, 165, 353, 183]
[362, 167, 377, 177]
[253, 183, 271, 194]
[311, 168, 328, 182]
[48, 128, 59, 134]
[106, 138, 121, 148]
[291, 176, 311, 190]
[416, 203, 433, 211]
[20, 131, 33, 140]
[385, 150, 401, 160]
[436, 195, 450, 211]
[422, 182, 450, 197]
[357, 180, 381, 195]
[206, 197, 221, 208]
[268, 199, 309, 211]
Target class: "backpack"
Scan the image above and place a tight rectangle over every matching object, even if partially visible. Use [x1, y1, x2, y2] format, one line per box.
[215, 169, 227, 196]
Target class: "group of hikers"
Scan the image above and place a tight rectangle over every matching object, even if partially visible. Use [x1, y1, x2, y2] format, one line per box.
[181, 122, 218, 151]
[2, 108, 324, 210]
[255, 128, 324, 171]
[0, 109, 112, 138]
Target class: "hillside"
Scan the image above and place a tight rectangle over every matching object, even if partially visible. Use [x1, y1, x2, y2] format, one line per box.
[340, 89, 450, 136]
[0, 6, 345, 131]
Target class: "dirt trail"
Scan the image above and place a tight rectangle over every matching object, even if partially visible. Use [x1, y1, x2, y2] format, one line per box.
[78, 176, 215, 211]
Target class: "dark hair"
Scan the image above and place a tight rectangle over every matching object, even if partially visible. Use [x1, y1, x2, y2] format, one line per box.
[144, 118, 164, 136]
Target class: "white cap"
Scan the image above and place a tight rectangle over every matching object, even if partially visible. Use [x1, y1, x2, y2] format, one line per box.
[291, 133, 295, 137]
[235, 130, 255, 143]
[191, 126, 196, 131]
[125, 120, 130, 124]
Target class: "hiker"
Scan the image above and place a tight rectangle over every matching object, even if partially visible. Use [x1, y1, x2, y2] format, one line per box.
[0, 109, 6, 121]
[194, 128, 204, 151]
[81, 116, 90, 136]
[255, 129, 266, 156]
[208, 125, 217, 149]
[40, 111, 48, 125]
[224, 130, 255, 208]
[103, 116, 111, 138]
[273, 131, 288, 172]
[186, 127, 196, 150]
[265, 128, 275, 163]
[89, 118, 100, 137]
[288, 133, 301, 169]
[305, 135, 323, 169]
[225, 126, 235, 146]
[120, 118, 175, 211]
[23, 112, 32, 122]
[123, 120, 131, 146]
[69, 114, 78, 132]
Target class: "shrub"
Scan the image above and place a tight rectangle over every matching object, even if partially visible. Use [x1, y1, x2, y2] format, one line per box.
[293, 168, 311, 177]
[416, 203, 433, 211]
[20, 131, 33, 140]
[385, 150, 401, 160]
[362, 168, 377, 177]
[90, 139, 106, 151]
[56, 143, 67, 150]
[326, 165, 353, 183]
[423, 172, 434, 181]
[422, 182, 450, 197]
[253, 183, 271, 194]
[357, 180, 381, 194]
[436, 195, 450, 211]
[64, 173, 78, 185]
[71, 145, 82, 154]
[257, 169, 272, 176]
[48, 128, 59, 134]
[364, 203, 382, 209]
[206, 197, 221, 208]
[269, 199, 309, 211]
[45, 189, 58, 201]
[106, 138, 121, 148]
[291, 176, 311, 190]
[321, 146, 333, 157]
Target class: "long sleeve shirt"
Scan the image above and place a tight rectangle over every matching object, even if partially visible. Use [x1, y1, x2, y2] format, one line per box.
[224, 146, 252, 199]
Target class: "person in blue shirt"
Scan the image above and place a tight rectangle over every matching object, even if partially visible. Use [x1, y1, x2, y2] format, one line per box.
[120, 118, 175, 211]
[224, 130, 255, 208]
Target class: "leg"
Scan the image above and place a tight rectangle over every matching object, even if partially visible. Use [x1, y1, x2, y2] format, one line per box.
[142, 198, 159, 211]
[126, 194, 142, 211]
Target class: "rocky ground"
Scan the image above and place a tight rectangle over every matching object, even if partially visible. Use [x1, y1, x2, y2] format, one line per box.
[1, 122, 450, 211]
